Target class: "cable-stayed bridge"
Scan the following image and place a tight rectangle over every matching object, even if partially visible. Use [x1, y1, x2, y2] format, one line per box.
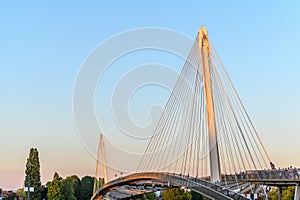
[92, 27, 300, 200]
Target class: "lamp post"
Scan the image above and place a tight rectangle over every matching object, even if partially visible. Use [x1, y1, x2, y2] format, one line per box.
[26, 163, 33, 200]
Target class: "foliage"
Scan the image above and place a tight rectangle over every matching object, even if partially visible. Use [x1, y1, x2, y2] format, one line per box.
[61, 177, 76, 200]
[16, 188, 26, 199]
[145, 192, 156, 200]
[282, 187, 295, 200]
[41, 185, 48, 200]
[46, 181, 52, 188]
[191, 191, 204, 200]
[47, 172, 63, 200]
[24, 148, 42, 200]
[5, 192, 18, 200]
[69, 175, 81, 200]
[268, 186, 295, 200]
[162, 188, 192, 200]
[268, 187, 278, 200]
[79, 176, 94, 200]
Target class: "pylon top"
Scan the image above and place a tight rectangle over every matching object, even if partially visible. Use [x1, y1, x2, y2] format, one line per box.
[198, 26, 210, 54]
[198, 26, 208, 36]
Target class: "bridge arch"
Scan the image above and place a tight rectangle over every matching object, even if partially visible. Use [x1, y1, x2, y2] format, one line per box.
[92, 172, 245, 200]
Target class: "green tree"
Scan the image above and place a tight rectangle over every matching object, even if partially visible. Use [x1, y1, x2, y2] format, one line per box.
[268, 187, 278, 200]
[48, 172, 63, 200]
[268, 186, 295, 200]
[6, 191, 18, 200]
[69, 175, 81, 200]
[162, 188, 192, 200]
[61, 177, 76, 200]
[24, 148, 42, 200]
[46, 181, 52, 188]
[80, 176, 94, 200]
[16, 188, 26, 199]
[282, 186, 295, 200]
[191, 191, 204, 200]
[145, 192, 155, 200]
[185, 192, 192, 200]
[41, 185, 48, 200]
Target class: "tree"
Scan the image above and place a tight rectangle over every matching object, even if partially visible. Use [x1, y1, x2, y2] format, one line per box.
[268, 187, 278, 200]
[162, 188, 192, 200]
[191, 191, 204, 200]
[41, 185, 48, 200]
[46, 181, 52, 188]
[16, 188, 26, 199]
[47, 172, 63, 200]
[282, 186, 295, 200]
[79, 176, 94, 200]
[145, 192, 155, 200]
[24, 148, 42, 200]
[268, 186, 295, 200]
[61, 177, 76, 200]
[5, 191, 18, 200]
[69, 175, 81, 200]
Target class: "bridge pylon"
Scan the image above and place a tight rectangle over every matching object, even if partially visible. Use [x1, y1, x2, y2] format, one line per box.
[93, 134, 108, 194]
[91, 26, 300, 200]
[198, 26, 221, 183]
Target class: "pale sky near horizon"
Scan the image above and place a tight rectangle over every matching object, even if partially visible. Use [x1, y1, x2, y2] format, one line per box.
[1, 1, 300, 190]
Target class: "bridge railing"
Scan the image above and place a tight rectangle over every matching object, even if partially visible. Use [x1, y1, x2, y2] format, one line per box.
[225, 168, 300, 181]
[163, 173, 245, 199]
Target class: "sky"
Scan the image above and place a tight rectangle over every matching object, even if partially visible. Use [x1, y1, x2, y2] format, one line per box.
[1, 1, 300, 190]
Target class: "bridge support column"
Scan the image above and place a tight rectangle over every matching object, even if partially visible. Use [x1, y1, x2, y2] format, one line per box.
[294, 185, 300, 200]
[198, 26, 221, 183]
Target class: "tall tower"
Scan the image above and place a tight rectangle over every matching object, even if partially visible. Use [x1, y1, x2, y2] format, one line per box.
[198, 26, 221, 182]
[93, 134, 108, 194]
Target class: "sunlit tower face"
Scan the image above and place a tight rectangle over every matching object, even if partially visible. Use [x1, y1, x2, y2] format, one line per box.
[198, 26, 221, 182]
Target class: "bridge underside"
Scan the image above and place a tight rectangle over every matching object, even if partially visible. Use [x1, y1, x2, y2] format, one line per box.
[92, 173, 166, 199]
[94, 178, 173, 199]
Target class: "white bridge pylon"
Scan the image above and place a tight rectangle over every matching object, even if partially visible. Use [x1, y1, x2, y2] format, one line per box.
[138, 26, 271, 183]
[198, 27, 221, 183]
[93, 134, 108, 194]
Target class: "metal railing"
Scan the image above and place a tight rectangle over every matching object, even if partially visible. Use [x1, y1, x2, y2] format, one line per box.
[225, 168, 300, 181]
[164, 173, 245, 199]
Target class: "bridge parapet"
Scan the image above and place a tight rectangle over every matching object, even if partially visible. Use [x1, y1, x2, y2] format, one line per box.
[225, 169, 300, 182]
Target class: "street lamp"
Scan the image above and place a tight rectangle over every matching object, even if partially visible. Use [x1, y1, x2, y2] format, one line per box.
[26, 163, 33, 200]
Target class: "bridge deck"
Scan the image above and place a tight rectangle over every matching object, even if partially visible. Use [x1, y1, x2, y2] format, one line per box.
[93, 169, 300, 200]
[93, 172, 245, 200]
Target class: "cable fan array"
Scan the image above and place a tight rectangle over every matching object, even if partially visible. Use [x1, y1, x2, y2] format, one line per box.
[137, 29, 270, 179]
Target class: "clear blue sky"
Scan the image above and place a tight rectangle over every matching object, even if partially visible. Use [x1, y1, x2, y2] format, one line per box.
[1, 1, 300, 190]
